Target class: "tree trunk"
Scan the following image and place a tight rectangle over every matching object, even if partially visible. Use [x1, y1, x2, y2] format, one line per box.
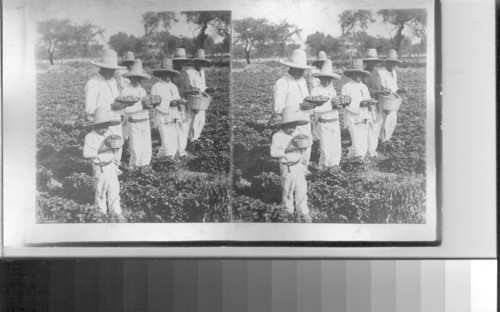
[245, 50, 251, 64]
[49, 52, 54, 65]
[393, 24, 405, 51]
[197, 23, 209, 49]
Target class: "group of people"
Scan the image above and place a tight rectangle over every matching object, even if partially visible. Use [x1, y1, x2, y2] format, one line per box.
[271, 48, 405, 221]
[83, 48, 214, 221]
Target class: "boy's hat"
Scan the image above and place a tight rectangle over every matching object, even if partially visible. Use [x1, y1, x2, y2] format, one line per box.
[194, 49, 211, 64]
[312, 59, 341, 79]
[172, 48, 192, 62]
[152, 58, 180, 77]
[280, 106, 309, 128]
[279, 49, 315, 70]
[120, 51, 135, 66]
[93, 106, 121, 126]
[91, 49, 126, 70]
[363, 48, 382, 62]
[343, 58, 370, 77]
[122, 59, 151, 79]
[311, 51, 328, 67]
[385, 49, 403, 64]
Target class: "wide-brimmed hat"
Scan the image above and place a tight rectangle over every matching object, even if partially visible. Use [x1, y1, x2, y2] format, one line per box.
[194, 49, 211, 64]
[343, 59, 370, 77]
[91, 49, 126, 70]
[311, 51, 328, 67]
[172, 48, 192, 62]
[280, 106, 309, 128]
[312, 59, 341, 79]
[93, 106, 121, 126]
[120, 51, 135, 66]
[385, 49, 403, 64]
[363, 48, 382, 62]
[279, 49, 315, 70]
[122, 59, 151, 79]
[152, 58, 180, 77]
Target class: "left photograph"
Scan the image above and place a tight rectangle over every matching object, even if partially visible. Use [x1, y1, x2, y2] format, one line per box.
[35, 8, 232, 223]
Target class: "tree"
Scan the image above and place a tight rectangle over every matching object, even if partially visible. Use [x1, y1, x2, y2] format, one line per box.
[305, 32, 341, 56]
[233, 17, 272, 64]
[378, 9, 427, 51]
[73, 21, 104, 59]
[36, 19, 75, 65]
[142, 12, 178, 35]
[339, 10, 375, 35]
[182, 11, 231, 50]
[269, 20, 301, 58]
[108, 32, 143, 57]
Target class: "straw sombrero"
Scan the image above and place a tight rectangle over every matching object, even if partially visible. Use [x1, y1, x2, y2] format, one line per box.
[120, 51, 135, 66]
[194, 49, 211, 64]
[152, 58, 180, 77]
[311, 51, 328, 67]
[93, 106, 121, 126]
[91, 49, 126, 70]
[385, 49, 403, 64]
[279, 106, 309, 128]
[122, 59, 151, 79]
[172, 48, 192, 62]
[363, 48, 382, 62]
[279, 49, 315, 70]
[343, 59, 370, 77]
[312, 59, 341, 79]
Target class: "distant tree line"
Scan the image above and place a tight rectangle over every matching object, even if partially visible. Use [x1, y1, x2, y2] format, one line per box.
[233, 9, 427, 64]
[36, 11, 231, 64]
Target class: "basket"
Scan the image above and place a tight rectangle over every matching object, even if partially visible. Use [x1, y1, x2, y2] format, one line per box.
[292, 135, 310, 149]
[187, 91, 211, 110]
[378, 92, 402, 111]
[304, 95, 329, 106]
[141, 95, 162, 109]
[116, 95, 140, 106]
[105, 135, 123, 149]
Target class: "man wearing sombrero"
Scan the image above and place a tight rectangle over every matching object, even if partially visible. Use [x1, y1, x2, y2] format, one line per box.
[270, 106, 311, 221]
[308, 50, 328, 90]
[114, 51, 136, 92]
[121, 59, 152, 168]
[362, 48, 390, 158]
[274, 49, 316, 164]
[85, 48, 127, 165]
[341, 59, 375, 160]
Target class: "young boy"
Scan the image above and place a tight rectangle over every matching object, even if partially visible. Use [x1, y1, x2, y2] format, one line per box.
[83, 105, 125, 222]
[122, 59, 151, 168]
[270, 106, 312, 222]
[151, 58, 185, 159]
[310, 59, 342, 167]
[341, 59, 375, 160]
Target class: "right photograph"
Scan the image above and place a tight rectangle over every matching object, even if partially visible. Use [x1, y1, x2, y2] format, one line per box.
[231, 1, 435, 226]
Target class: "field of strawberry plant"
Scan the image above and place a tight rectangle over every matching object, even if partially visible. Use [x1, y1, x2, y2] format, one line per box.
[232, 63, 427, 223]
[36, 62, 231, 223]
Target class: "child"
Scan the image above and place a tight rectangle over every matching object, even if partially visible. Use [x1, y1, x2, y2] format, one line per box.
[341, 59, 375, 160]
[151, 58, 186, 159]
[122, 59, 152, 168]
[270, 106, 311, 222]
[83, 106, 125, 222]
[310, 59, 342, 167]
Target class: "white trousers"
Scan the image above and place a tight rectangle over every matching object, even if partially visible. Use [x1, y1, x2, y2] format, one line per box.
[380, 111, 397, 141]
[317, 121, 342, 167]
[347, 123, 369, 158]
[122, 120, 130, 141]
[280, 162, 309, 214]
[295, 122, 313, 164]
[93, 163, 121, 214]
[189, 110, 206, 141]
[157, 121, 188, 158]
[128, 121, 152, 167]
[108, 124, 123, 164]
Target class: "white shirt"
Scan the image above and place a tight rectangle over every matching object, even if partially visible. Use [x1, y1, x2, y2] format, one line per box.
[311, 84, 339, 120]
[123, 85, 148, 120]
[341, 80, 373, 128]
[83, 130, 114, 164]
[274, 72, 310, 119]
[114, 69, 131, 92]
[85, 73, 121, 120]
[378, 68, 398, 92]
[270, 129, 302, 163]
[151, 80, 182, 125]
[183, 68, 207, 91]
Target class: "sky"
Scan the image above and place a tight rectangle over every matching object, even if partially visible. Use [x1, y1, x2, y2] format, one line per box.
[30, 0, 430, 47]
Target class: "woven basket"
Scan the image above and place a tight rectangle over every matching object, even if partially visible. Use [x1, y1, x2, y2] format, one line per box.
[378, 92, 402, 111]
[187, 91, 211, 110]
[105, 136, 123, 149]
[293, 136, 310, 149]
